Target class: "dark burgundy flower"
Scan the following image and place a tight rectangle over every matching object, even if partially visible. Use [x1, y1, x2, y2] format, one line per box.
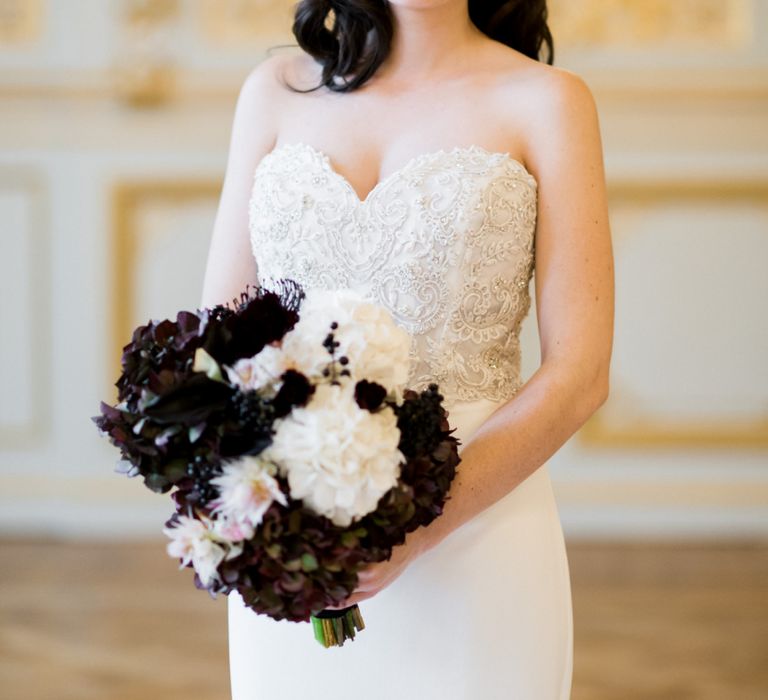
[142, 372, 235, 425]
[200, 281, 304, 367]
[272, 369, 315, 417]
[354, 379, 387, 411]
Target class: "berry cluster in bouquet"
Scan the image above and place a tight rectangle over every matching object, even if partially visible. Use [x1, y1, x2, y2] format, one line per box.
[93, 280, 461, 648]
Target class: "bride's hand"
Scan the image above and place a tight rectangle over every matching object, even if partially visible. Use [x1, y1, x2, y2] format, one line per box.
[323, 529, 427, 610]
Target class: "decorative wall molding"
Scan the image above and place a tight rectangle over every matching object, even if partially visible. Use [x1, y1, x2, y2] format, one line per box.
[550, 0, 753, 48]
[199, 0, 292, 45]
[2, 474, 765, 540]
[0, 0, 43, 44]
[121, 0, 179, 27]
[0, 166, 50, 448]
[112, 0, 183, 107]
[109, 179, 221, 399]
[580, 177, 768, 449]
[1, 66, 767, 102]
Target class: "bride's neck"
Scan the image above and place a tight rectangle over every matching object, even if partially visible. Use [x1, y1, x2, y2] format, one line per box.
[374, 2, 485, 86]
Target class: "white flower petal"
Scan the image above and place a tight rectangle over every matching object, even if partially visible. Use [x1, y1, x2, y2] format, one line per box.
[162, 514, 232, 587]
[208, 455, 288, 539]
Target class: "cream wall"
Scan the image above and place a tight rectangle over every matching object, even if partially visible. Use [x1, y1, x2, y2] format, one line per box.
[0, 0, 766, 538]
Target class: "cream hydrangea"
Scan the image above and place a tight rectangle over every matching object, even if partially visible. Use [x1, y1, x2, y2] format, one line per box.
[282, 288, 412, 400]
[262, 379, 405, 527]
[162, 514, 242, 587]
[208, 455, 288, 541]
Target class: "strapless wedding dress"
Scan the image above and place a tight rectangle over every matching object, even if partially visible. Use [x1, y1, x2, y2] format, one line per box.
[228, 141, 573, 699]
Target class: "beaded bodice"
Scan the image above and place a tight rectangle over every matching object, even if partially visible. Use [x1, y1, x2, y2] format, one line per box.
[248, 141, 538, 409]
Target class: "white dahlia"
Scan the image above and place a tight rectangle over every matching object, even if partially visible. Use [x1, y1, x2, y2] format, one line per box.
[223, 343, 288, 394]
[162, 514, 242, 587]
[208, 455, 288, 540]
[263, 380, 404, 527]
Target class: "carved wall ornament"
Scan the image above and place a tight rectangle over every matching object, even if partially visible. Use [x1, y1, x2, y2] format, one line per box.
[0, 0, 43, 44]
[549, 0, 752, 48]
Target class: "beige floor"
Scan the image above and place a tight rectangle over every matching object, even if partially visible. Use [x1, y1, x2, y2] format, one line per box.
[0, 539, 766, 699]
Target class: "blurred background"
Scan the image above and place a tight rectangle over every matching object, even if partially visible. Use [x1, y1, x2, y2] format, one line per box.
[0, 1, 766, 698]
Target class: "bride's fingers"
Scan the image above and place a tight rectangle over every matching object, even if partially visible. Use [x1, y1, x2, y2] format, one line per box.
[356, 566, 384, 585]
[355, 570, 373, 585]
[322, 573, 386, 610]
[324, 587, 376, 610]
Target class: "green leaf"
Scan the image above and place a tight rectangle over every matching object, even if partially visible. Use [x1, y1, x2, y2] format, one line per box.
[340, 532, 358, 547]
[144, 473, 170, 493]
[164, 458, 188, 482]
[192, 347, 224, 382]
[300, 553, 319, 572]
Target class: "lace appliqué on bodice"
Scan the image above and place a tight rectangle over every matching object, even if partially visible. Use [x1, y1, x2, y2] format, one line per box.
[249, 141, 538, 409]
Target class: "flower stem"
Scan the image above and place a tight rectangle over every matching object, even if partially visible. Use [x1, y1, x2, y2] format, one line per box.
[310, 604, 365, 648]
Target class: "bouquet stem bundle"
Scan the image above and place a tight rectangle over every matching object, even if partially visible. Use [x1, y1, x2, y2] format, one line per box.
[311, 605, 366, 648]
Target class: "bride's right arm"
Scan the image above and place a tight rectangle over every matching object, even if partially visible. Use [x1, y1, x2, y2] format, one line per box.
[199, 55, 284, 309]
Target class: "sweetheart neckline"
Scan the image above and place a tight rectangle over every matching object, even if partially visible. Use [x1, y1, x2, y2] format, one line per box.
[256, 140, 538, 204]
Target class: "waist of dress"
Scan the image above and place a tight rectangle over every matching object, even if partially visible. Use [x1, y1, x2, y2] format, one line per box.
[443, 396, 508, 452]
[436, 395, 557, 536]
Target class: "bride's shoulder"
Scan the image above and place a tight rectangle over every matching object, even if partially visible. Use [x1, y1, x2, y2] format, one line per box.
[487, 51, 600, 158]
[242, 50, 319, 98]
[493, 51, 597, 122]
[490, 52, 603, 182]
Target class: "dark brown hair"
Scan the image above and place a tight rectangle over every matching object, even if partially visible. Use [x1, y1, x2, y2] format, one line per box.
[273, 0, 554, 93]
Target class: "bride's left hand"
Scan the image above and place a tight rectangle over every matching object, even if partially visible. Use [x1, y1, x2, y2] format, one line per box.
[323, 530, 427, 610]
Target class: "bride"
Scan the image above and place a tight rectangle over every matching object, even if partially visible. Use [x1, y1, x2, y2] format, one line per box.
[201, 1, 614, 698]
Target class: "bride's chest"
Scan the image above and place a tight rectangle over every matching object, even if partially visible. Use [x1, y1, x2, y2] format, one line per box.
[248, 141, 538, 333]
